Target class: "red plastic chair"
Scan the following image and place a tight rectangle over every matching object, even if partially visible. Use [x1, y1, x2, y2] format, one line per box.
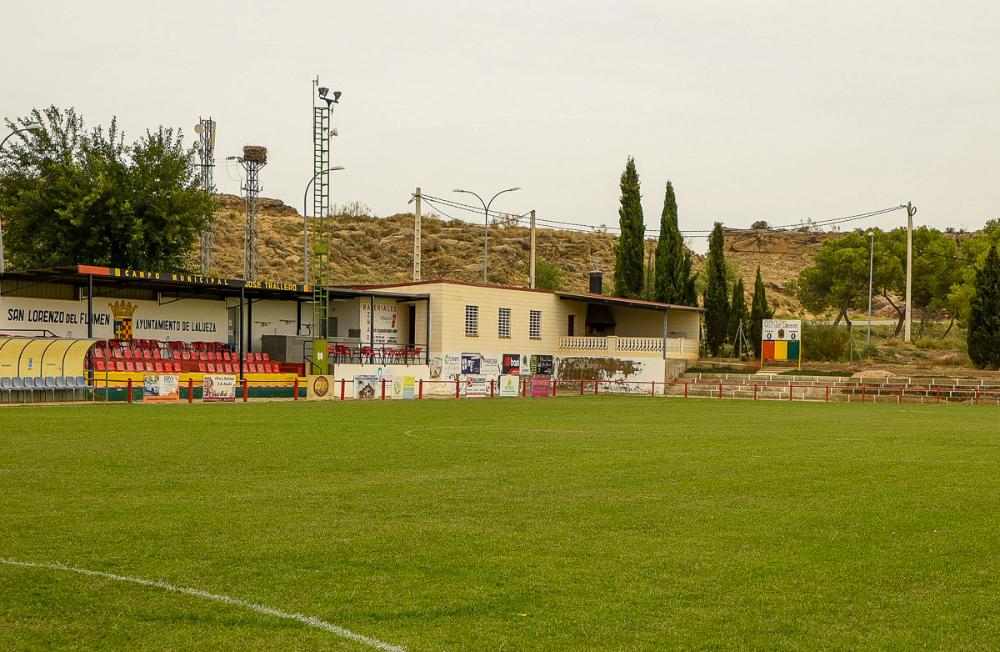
[198, 363, 207, 373]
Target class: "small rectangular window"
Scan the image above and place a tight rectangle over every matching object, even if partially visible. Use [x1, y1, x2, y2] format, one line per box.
[529, 310, 541, 339]
[498, 308, 511, 338]
[465, 305, 479, 336]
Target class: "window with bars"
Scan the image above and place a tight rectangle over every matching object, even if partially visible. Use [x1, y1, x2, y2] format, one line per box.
[498, 308, 511, 338]
[465, 305, 479, 336]
[529, 310, 541, 339]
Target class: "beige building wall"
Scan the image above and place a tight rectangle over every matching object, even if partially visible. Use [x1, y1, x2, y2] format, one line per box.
[380, 281, 699, 359]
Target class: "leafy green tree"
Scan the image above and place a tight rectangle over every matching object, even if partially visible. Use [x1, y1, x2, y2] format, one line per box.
[613, 157, 645, 298]
[534, 259, 562, 291]
[749, 266, 771, 358]
[967, 245, 1000, 369]
[0, 106, 212, 271]
[703, 222, 729, 355]
[947, 220, 1000, 330]
[796, 231, 874, 326]
[728, 276, 748, 349]
[653, 180, 694, 304]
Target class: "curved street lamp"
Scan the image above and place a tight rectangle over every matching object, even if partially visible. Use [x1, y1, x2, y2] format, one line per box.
[453, 186, 521, 283]
[0, 123, 44, 273]
[302, 166, 345, 283]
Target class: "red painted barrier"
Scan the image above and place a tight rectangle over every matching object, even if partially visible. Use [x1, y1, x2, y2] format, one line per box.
[293, 377, 299, 401]
[127, 378, 133, 403]
[340, 378, 346, 401]
[242, 379, 248, 402]
[419, 379, 424, 399]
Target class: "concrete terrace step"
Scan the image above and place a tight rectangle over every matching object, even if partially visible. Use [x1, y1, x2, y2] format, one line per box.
[680, 371, 1000, 391]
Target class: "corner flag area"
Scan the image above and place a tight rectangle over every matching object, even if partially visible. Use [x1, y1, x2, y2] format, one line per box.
[2, 398, 999, 649]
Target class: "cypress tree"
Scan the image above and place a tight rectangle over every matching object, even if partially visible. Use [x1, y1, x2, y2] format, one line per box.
[681, 251, 698, 306]
[967, 245, 1000, 369]
[614, 157, 645, 298]
[749, 266, 772, 358]
[728, 276, 749, 350]
[703, 222, 730, 355]
[653, 180, 698, 305]
[654, 181, 681, 302]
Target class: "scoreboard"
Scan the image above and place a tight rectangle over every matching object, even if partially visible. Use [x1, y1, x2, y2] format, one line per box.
[761, 319, 801, 363]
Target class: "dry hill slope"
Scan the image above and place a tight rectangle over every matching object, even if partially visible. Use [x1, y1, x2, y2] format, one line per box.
[199, 194, 835, 309]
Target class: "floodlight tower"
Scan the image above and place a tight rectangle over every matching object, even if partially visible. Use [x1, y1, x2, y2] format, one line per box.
[307, 76, 341, 284]
[194, 117, 217, 275]
[236, 146, 267, 281]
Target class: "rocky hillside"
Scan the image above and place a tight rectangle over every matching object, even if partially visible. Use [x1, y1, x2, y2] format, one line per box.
[197, 194, 837, 309]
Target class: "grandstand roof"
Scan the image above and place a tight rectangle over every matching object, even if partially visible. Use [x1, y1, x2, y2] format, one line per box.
[0, 266, 428, 302]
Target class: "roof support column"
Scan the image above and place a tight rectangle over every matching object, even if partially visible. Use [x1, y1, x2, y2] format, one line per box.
[662, 310, 669, 360]
[238, 286, 245, 380]
[87, 274, 94, 339]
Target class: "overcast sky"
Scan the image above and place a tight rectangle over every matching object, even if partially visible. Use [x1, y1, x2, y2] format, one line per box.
[4, 0, 998, 249]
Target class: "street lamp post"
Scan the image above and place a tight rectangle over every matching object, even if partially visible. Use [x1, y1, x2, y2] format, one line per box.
[302, 166, 345, 283]
[0, 123, 44, 273]
[866, 231, 875, 350]
[453, 186, 521, 283]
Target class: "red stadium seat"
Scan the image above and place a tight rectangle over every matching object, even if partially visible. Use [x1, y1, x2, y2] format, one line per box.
[94, 359, 106, 372]
[261, 352, 270, 361]
[207, 363, 216, 373]
[125, 361, 135, 371]
[154, 362, 163, 372]
[115, 361, 125, 371]
[197, 363, 207, 373]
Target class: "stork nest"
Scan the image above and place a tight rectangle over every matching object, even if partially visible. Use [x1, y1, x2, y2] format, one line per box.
[242, 145, 268, 163]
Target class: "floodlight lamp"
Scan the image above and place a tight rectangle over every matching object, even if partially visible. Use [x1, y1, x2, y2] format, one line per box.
[332, 91, 342, 102]
[509, 187, 522, 192]
[318, 87, 329, 99]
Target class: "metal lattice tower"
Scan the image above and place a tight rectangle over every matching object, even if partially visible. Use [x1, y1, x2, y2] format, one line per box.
[195, 117, 217, 275]
[237, 146, 267, 281]
[307, 76, 340, 284]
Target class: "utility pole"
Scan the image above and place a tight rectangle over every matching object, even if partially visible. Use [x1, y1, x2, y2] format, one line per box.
[867, 231, 875, 349]
[413, 187, 422, 281]
[529, 209, 536, 289]
[904, 201, 917, 342]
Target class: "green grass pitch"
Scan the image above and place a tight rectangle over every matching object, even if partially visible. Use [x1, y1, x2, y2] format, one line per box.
[2, 397, 1000, 650]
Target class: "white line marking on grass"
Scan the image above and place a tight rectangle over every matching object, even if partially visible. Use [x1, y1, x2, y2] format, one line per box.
[0, 558, 405, 652]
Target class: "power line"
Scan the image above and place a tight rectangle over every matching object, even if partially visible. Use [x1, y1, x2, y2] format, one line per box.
[415, 191, 907, 240]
